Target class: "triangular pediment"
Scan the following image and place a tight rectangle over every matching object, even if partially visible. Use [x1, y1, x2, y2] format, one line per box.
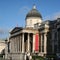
[10, 27, 23, 34]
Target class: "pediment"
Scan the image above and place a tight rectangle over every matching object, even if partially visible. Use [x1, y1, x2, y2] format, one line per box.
[10, 27, 23, 34]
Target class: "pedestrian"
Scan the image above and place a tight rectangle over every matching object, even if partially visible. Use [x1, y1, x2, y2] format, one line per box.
[26, 56, 29, 60]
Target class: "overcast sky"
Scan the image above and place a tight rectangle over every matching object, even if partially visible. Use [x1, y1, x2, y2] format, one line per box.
[0, 0, 60, 39]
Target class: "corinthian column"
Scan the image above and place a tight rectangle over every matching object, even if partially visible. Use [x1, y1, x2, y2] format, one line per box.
[28, 33, 30, 52]
[44, 33, 47, 54]
[22, 33, 24, 53]
[33, 34, 35, 53]
[41, 34, 42, 52]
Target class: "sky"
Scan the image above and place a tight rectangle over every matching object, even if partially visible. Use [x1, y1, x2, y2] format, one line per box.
[0, 0, 60, 39]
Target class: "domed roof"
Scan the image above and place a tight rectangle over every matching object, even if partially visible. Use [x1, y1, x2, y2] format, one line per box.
[26, 5, 42, 19]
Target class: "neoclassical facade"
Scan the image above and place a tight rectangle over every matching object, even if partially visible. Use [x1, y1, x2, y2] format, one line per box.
[7, 5, 43, 60]
[6, 5, 60, 60]
[9, 28, 39, 59]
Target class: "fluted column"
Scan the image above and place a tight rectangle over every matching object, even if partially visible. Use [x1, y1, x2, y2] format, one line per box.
[15, 37, 17, 53]
[20, 35, 21, 52]
[33, 34, 35, 52]
[12, 38, 14, 53]
[41, 34, 42, 52]
[13, 37, 15, 53]
[22, 33, 24, 53]
[18, 36, 20, 52]
[11, 38, 13, 53]
[28, 33, 30, 52]
[44, 33, 47, 54]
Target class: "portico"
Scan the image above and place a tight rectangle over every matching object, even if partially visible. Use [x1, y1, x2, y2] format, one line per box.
[9, 27, 39, 59]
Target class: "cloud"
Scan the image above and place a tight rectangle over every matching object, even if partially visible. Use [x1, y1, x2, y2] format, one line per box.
[18, 6, 30, 15]
[43, 15, 51, 20]
[0, 29, 5, 34]
[52, 12, 60, 19]
[0, 28, 9, 39]
[44, 12, 60, 20]
[0, 28, 9, 34]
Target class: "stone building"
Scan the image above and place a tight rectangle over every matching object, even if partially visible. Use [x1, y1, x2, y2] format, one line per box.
[38, 18, 60, 59]
[0, 39, 7, 59]
[0, 40, 6, 54]
[50, 18, 60, 60]
[7, 5, 60, 60]
[7, 5, 42, 60]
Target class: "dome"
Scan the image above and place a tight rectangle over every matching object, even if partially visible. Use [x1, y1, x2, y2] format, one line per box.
[26, 5, 42, 19]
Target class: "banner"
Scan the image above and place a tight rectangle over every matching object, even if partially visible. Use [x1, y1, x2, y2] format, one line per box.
[35, 33, 39, 52]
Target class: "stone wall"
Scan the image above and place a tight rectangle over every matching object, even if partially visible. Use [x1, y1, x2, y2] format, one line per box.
[8, 53, 25, 60]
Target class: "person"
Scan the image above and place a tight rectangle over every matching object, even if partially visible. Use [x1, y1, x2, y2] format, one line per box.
[26, 56, 29, 60]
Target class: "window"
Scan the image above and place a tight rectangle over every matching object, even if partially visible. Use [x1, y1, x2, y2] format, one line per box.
[30, 20, 32, 25]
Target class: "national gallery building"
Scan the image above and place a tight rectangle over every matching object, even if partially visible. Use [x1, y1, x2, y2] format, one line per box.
[5, 5, 60, 60]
